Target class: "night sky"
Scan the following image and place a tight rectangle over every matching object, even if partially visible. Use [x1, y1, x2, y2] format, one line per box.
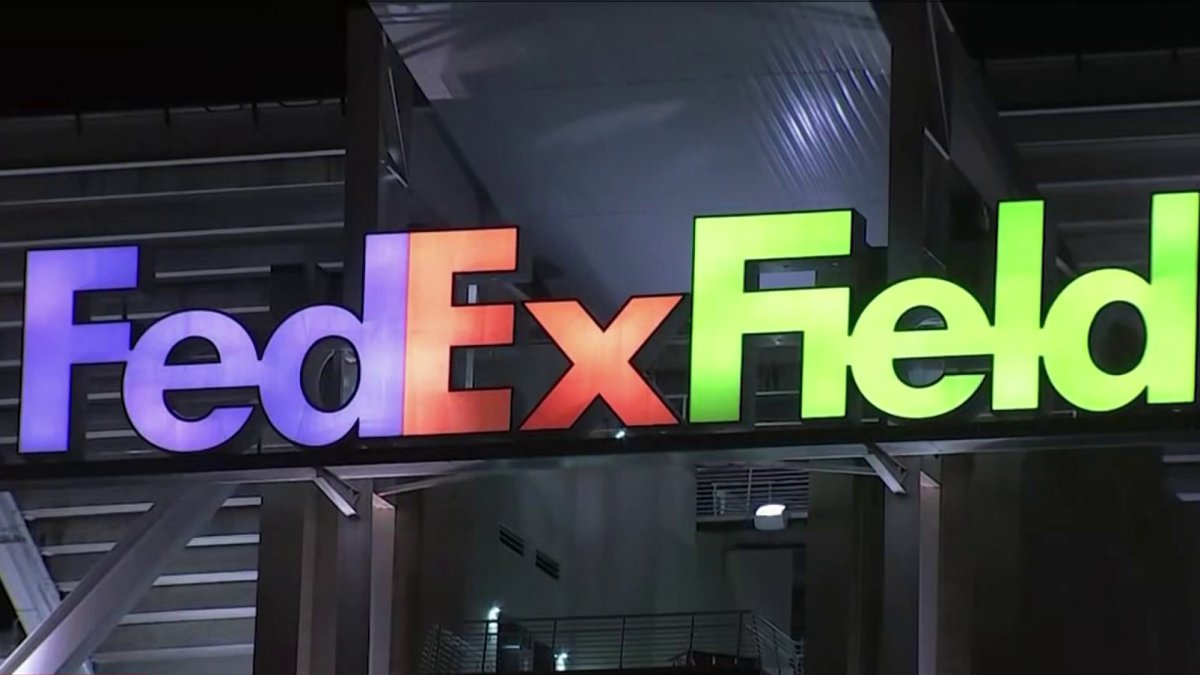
[3, 3, 1200, 117]
[0, 3, 347, 116]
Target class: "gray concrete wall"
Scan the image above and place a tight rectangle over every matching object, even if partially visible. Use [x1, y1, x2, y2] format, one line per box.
[416, 463, 734, 633]
[722, 549, 793, 630]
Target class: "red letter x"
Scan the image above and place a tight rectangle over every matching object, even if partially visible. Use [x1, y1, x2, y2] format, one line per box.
[522, 295, 682, 430]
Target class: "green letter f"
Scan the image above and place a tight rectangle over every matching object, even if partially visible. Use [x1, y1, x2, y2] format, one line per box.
[689, 211, 855, 423]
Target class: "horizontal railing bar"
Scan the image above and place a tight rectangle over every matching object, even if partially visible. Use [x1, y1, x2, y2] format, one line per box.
[459, 610, 752, 624]
[0, 149, 346, 178]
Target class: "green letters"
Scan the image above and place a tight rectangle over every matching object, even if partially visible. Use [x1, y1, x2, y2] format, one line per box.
[687, 192, 1200, 424]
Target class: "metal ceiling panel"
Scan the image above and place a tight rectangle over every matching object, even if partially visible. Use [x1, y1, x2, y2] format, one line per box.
[376, 1, 891, 311]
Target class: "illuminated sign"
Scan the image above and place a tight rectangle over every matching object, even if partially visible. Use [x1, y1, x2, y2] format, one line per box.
[690, 192, 1198, 421]
[16, 192, 1200, 454]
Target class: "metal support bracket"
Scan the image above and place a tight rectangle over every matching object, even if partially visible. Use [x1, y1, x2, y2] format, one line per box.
[865, 443, 908, 495]
[804, 460, 878, 476]
[314, 468, 360, 518]
[0, 482, 234, 674]
[375, 470, 481, 497]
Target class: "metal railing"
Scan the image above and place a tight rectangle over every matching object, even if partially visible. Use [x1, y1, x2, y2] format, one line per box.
[695, 466, 810, 522]
[420, 611, 801, 675]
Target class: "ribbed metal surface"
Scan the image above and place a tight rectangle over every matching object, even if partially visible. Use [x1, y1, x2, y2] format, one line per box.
[695, 466, 810, 522]
[381, 1, 890, 311]
[994, 60, 1200, 275]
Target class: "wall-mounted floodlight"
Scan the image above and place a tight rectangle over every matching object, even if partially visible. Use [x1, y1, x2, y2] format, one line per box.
[754, 503, 787, 531]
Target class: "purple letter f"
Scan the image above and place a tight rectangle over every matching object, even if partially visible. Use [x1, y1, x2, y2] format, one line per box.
[20, 247, 138, 453]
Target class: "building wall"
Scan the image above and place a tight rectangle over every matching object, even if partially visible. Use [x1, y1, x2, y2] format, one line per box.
[723, 549, 794, 631]
[417, 463, 735, 632]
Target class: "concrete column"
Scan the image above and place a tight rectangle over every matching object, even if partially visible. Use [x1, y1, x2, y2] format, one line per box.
[342, 5, 388, 305]
[878, 459, 941, 675]
[938, 449, 1181, 675]
[936, 452, 1024, 675]
[935, 456, 972, 675]
[302, 486, 398, 675]
[333, 9, 404, 672]
[1019, 448, 1168, 675]
[1162, 498, 1200, 673]
[391, 493, 424, 675]
[254, 484, 322, 675]
[803, 472, 882, 675]
[255, 484, 401, 675]
[874, 0, 938, 282]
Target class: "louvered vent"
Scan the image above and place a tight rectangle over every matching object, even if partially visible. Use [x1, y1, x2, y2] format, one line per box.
[498, 525, 525, 557]
[535, 550, 560, 580]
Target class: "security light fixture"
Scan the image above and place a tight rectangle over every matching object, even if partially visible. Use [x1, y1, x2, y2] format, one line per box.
[754, 503, 787, 531]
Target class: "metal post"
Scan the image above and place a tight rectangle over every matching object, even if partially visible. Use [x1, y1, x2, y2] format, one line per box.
[0, 483, 234, 674]
[745, 469, 753, 516]
[687, 614, 695, 664]
[734, 613, 744, 660]
[481, 623, 491, 673]
[618, 617, 626, 669]
[434, 628, 443, 673]
[550, 619, 559, 664]
[772, 623, 781, 675]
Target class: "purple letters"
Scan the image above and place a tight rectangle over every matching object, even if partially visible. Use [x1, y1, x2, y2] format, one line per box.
[19, 234, 411, 453]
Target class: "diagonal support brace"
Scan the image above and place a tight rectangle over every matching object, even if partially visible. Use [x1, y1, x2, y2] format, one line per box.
[865, 442, 908, 495]
[0, 492, 93, 673]
[314, 467, 360, 518]
[0, 482, 234, 674]
[804, 459, 878, 476]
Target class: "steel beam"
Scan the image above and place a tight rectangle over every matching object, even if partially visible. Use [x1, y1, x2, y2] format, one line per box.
[0, 493, 92, 673]
[0, 149, 344, 179]
[803, 460, 877, 477]
[0, 482, 234, 675]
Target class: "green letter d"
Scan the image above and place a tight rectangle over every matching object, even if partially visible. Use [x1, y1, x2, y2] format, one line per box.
[1043, 191, 1199, 411]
